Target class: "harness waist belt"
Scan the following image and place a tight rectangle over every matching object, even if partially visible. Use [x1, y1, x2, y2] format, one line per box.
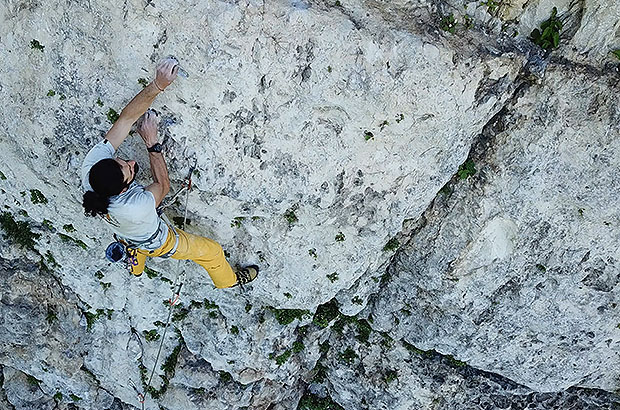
[120, 219, 169, 251]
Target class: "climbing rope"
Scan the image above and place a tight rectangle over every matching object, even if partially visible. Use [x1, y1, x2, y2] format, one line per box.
[138, 163, 196, 409]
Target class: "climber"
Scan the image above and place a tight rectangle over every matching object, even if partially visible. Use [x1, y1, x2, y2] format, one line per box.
[80, 58, 258, 288]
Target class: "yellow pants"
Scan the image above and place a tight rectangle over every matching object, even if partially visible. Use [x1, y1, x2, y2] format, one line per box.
[128, 228, 237, 288]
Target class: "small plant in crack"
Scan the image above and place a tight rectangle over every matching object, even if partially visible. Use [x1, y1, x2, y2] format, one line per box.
[338, 347, 359, 365]
[383, 237, 400, 252]
[143, 329, 161, 342]
[480, 0, 500, 14]
[284, 207, 298, 225]
[463, 15, 474, 29]
[326, 272, 339, 283]
[107, 108, 120, 124]
[530, 7, 562, 50]
[440, 14, 457, 34]
[457, 159, 476, 180]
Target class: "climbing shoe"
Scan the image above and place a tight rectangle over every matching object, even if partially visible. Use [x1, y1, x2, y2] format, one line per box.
[233, 265, 259, 287]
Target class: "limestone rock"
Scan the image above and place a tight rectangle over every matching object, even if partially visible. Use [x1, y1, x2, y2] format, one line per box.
[0, 0, 619, 408]
[370, 63, 620, 392]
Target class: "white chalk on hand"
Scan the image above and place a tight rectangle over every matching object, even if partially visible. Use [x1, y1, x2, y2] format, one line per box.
[164, 55, 189, 78]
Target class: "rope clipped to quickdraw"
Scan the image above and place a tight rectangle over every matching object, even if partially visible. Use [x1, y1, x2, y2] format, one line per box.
[128, 380, 145, 407]
[140, 162, 196, 407]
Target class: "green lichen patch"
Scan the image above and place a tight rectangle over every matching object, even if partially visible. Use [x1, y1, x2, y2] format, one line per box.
[292, 341, 305, 353]
[355, 319, 373, 344]
[312, 299, 340, 328]
[143, 329, 161, 342]
[106, 108, 120, 124]
[138, 78, 149, 88]
[297, 391, 344, 410]
[0, 212, 40, 250]
[46, 306, 58, 324]
[30, 39, 44, 51]
[172, 306, 190, 322]
[326, 272, 339, 282]
[44, 251, 60, 269]
[268, 307, 311, 325]
[402, 340, 434, 357]
[144, 266, 159, 279]
[231, 216, 245, 228]
[440, 14, 457, 34]
[273, 349, 292, 365]
[203, 299, 219, 310]
[382, 237, 400, 252]
[30, 189, 48, 204]
[219, 371, 232, 383]
[58, 233, 87, 250]
[84, 309, 113, 331]
[384, 369, 398, 384]
[338, 347, 359, 365]
[445, 354, 468, 367]
[26, 375, 40, 386]
[284, 207, 298, 225]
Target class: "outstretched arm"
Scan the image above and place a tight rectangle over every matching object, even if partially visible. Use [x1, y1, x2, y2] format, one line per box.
[105, 59, 178, 150]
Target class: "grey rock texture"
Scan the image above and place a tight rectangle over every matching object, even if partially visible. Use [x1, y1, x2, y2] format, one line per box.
[370, 61, 620, 393]
[0, 0, 619, 409]
[318, 318, 620, 410]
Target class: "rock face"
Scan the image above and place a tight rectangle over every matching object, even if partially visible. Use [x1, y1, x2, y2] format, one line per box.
[371, 62, 620, 392]
[0, 0, 619, 409]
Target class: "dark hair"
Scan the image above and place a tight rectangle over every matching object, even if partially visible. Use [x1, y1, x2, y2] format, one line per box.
[82, 159, 125, 217]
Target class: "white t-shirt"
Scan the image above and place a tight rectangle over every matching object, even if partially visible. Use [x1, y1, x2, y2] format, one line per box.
[81, 140, 168, 250]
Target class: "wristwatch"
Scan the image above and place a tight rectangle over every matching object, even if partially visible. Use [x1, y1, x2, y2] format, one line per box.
[147, 143, 163, 153]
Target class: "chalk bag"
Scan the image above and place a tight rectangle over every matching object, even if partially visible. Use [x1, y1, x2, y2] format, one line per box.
[105, 241, 126, 263]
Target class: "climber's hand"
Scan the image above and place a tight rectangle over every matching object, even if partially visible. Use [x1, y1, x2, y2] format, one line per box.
[154, 57, 179, 91]
[137, 109, 159, 147]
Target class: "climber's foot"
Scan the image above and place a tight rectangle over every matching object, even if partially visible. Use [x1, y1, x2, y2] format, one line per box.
[232, 265, 259, 287]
